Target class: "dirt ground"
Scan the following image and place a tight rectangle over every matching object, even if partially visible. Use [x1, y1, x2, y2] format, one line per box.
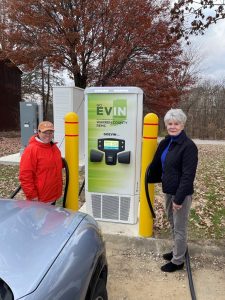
[105, 235, 225, 300]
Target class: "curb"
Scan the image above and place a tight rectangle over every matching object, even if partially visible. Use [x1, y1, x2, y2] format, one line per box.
[103, 234, 225, 258]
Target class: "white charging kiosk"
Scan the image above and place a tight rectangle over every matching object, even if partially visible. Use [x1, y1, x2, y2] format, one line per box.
[84, 87, 143, 224]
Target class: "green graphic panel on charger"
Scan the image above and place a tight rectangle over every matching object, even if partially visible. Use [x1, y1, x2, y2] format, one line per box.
[87, 93, 135, 193]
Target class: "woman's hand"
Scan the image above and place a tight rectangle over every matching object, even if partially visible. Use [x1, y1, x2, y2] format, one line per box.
[172, 202, 182, 212]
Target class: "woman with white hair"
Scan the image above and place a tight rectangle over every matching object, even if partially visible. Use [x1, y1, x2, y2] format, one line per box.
[147, 108, 198, 272]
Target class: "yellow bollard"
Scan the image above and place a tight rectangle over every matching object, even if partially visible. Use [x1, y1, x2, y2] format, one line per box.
[64, 112, 79, 210]
[139, 113, 159, 237]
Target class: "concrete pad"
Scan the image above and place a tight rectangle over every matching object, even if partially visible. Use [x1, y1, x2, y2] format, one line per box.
[98, 220, 139, 237]
[0, 153, 21, 165]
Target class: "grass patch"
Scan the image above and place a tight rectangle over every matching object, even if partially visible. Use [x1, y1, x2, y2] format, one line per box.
[190, 208, 201, 223]
[211, 212, 225, 239]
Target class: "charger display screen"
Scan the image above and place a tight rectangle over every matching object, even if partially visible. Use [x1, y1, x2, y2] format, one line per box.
[104, 140, 119, 150]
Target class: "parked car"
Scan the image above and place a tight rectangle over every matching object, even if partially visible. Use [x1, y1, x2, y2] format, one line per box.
[0, 199, 108, 300]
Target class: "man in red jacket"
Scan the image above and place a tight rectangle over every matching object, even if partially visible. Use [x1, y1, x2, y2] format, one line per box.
[19, 121, 63, 204]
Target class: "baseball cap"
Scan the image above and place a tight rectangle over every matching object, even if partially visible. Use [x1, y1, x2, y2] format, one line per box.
[38, 121, 54, 132]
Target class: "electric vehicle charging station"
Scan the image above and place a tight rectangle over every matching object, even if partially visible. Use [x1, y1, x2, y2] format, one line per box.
[85, 87, 143, 224]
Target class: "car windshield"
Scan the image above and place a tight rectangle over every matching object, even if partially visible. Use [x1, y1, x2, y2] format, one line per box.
[0, 278, 13, 300]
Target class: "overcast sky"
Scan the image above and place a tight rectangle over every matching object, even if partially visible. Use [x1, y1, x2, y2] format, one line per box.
[170, 0, 225, 83]
[186, 19, 225, 82]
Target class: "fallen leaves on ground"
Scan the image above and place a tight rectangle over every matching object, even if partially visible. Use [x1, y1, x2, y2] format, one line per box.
[0, 131, 21, 156]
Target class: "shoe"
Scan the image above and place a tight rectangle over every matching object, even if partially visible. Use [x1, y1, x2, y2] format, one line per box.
[162, 251, 173, 261]
[161, 262, 184, 272]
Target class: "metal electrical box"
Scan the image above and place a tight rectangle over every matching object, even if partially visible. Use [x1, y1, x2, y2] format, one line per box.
[85, 87, 143, 224]
[53, 86, 84, 161]
[20, 102, 38, 148]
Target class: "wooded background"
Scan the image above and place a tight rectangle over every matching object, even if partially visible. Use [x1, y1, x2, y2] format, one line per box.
[181, 83, 225, 139]
[157, 82, 225, 139]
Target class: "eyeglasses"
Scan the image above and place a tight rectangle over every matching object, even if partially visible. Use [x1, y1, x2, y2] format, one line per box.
[39, 130, 54, 135]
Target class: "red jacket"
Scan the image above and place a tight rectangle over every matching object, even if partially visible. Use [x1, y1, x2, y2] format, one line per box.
[19, 136, 63, 202]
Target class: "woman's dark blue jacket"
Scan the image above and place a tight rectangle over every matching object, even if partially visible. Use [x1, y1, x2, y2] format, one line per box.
[147, 130, 198, 205]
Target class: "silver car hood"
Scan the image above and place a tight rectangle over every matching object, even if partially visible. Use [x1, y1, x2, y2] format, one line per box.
[0, 199, 87, 299]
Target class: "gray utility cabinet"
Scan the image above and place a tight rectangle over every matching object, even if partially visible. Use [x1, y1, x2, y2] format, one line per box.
[20, 102, 38, 148]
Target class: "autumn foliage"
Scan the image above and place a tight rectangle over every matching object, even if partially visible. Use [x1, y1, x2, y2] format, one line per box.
[0, 0, 194, 115]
